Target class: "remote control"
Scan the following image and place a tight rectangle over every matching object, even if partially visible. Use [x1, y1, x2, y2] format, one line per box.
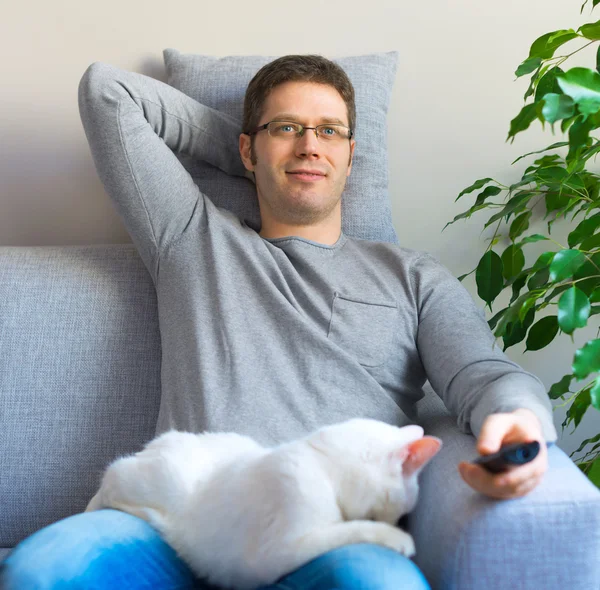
[471, 441, 540, 473]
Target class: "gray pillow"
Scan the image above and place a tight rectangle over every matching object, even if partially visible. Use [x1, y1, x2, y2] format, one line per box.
[163, 49, 399, 244]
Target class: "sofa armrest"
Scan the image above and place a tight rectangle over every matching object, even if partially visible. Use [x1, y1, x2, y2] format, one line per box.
[411, 409, 600, 590]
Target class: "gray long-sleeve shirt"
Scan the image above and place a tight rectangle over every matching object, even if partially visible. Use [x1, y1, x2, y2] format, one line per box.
[78, 62, 558, 446]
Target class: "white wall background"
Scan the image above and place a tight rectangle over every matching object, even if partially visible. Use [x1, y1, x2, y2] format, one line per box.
[1, 0, 599, 457]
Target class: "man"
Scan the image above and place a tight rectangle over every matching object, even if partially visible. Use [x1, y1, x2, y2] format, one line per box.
[1, 54, 557, 590]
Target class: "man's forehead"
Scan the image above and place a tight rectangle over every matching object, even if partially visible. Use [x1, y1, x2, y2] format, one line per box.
[261, 81, 349, 125]
[270, 112, 347, 126]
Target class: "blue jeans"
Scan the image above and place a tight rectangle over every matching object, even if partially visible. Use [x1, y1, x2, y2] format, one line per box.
[1, 509, 430, 590]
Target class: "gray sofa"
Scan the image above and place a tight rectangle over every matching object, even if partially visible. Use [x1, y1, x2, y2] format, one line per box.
[1, 243, 600, 589]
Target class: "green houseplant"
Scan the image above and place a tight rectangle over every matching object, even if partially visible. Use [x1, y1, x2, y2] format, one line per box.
[445, 0, 600, 488]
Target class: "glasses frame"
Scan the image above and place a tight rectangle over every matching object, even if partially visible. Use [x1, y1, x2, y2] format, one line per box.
[243, 120, 354, 141]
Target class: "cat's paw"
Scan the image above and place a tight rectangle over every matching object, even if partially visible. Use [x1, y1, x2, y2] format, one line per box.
[379, 527, 416, 557]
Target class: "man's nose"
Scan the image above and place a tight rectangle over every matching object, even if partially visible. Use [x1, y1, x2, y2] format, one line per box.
[294, 129, 321, 157]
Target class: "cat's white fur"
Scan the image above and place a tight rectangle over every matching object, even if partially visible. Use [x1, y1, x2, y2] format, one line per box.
[86, 418, 442, 589]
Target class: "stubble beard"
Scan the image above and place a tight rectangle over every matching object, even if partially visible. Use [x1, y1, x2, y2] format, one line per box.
[252, 148, 347, 226]
[269, 187, 342, 225]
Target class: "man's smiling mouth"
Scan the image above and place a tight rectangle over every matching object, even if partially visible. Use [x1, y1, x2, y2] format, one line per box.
[286, 169, 327, 182]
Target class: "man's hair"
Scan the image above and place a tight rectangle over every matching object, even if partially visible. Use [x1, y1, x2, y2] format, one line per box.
[242, 55, 356, 156]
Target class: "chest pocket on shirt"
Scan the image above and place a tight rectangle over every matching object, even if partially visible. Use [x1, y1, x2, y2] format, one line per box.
[327, 292, 398, 367]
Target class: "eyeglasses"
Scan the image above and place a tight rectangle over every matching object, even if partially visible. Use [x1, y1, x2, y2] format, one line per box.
[244, 120, 354, 142]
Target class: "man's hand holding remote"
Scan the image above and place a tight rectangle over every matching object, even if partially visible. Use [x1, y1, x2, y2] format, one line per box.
[458, 408, 548, 500]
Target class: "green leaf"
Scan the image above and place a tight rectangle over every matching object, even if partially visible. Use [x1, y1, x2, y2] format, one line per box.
[484, 192, 533, 228]
[494, 289, 545, 338]
[474, 185, 503, 206]
[533, 154, 562, 167]
[535, 67, 566, 103]
[511, 142, 569, 165]
[558, 286, 591, 334]
[501, 244, 525, 280]
[564, 170, 588, 186]
[590, 288, 600, 302]
[518, 291, 543, 322]
[545, 283, 573, 303]
[542, 93, 575, 123]
[528, 267, 550, 290]
[545, 190, 572, 214]
[592, 378, 600, 410]
[580, 232, 600, 251]
[509, 174, 537, 191]
[488, 306, 509, 330]
[568, 212, 600, 247]
[526, 315, 559, 351]
[517, 234, 550, 247]
[580, 140, 600, 165]
[578, 19, 600, 40]
[507, 103, 543, 142]
[549, 249, 587, 281]
[517, 234, 550, 246]
[536, 165, 570, 185]
[572, 338, 600, 380]
[567, 115, 595, 165]
[442, 203, 493, 231]
[476, 251, 504, 307]
[579, 97, 600, 117]
[569, 389, 592, 427]
[588, 455, 600, 488]
[582, 0, 600, 14]
[574, 432, 600, 454]
[562, 115, 578, 135]
[510, 273, 528, 304]
[572, 252, 600, 296]
[455, 178, 495, 202]
[509, 211, 532, 241]
[516, 57, 543, 77]
[503, 307, 535, 350]
[574, 250, 600, 270]
[556, 68, 600, 104]
[548, 373, 573, 399]
[524, 62, 544, 102]
[532, 250, 557, 271]
[529, 30, 579, 60]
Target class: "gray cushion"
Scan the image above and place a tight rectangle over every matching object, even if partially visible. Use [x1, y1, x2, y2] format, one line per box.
[163, 49, 399, 244]
[0, 245, 161, 546]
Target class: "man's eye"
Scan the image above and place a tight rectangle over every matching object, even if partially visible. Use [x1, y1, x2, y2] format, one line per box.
[275, 124, 297, 133]
[321, 127, 337, 135]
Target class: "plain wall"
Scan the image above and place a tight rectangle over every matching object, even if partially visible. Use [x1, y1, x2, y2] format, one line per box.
[1, 0, 598, 458]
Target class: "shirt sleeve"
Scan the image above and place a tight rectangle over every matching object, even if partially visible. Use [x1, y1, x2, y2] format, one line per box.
[77, 61, 250, 283]
[413, 252, 558, 443]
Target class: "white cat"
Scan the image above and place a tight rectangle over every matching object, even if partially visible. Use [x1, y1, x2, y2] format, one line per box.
[86, 418, 442, 589]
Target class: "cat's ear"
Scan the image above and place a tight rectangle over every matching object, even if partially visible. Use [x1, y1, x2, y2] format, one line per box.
[389, 436, 443, 478]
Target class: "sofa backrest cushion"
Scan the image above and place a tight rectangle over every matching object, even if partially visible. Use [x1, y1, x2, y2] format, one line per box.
[0, 245, 161, 546]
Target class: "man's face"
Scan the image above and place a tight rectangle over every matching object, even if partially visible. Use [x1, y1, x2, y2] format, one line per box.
[239, 81, 356, 228]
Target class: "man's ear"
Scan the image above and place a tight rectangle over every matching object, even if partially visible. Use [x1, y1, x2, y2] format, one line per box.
[239, 133, 254, 172]
[346, 139, 356, 176]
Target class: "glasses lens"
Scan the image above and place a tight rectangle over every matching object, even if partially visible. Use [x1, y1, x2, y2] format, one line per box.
[316, 124, 350, 140]
[267, 122, 303, 137]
